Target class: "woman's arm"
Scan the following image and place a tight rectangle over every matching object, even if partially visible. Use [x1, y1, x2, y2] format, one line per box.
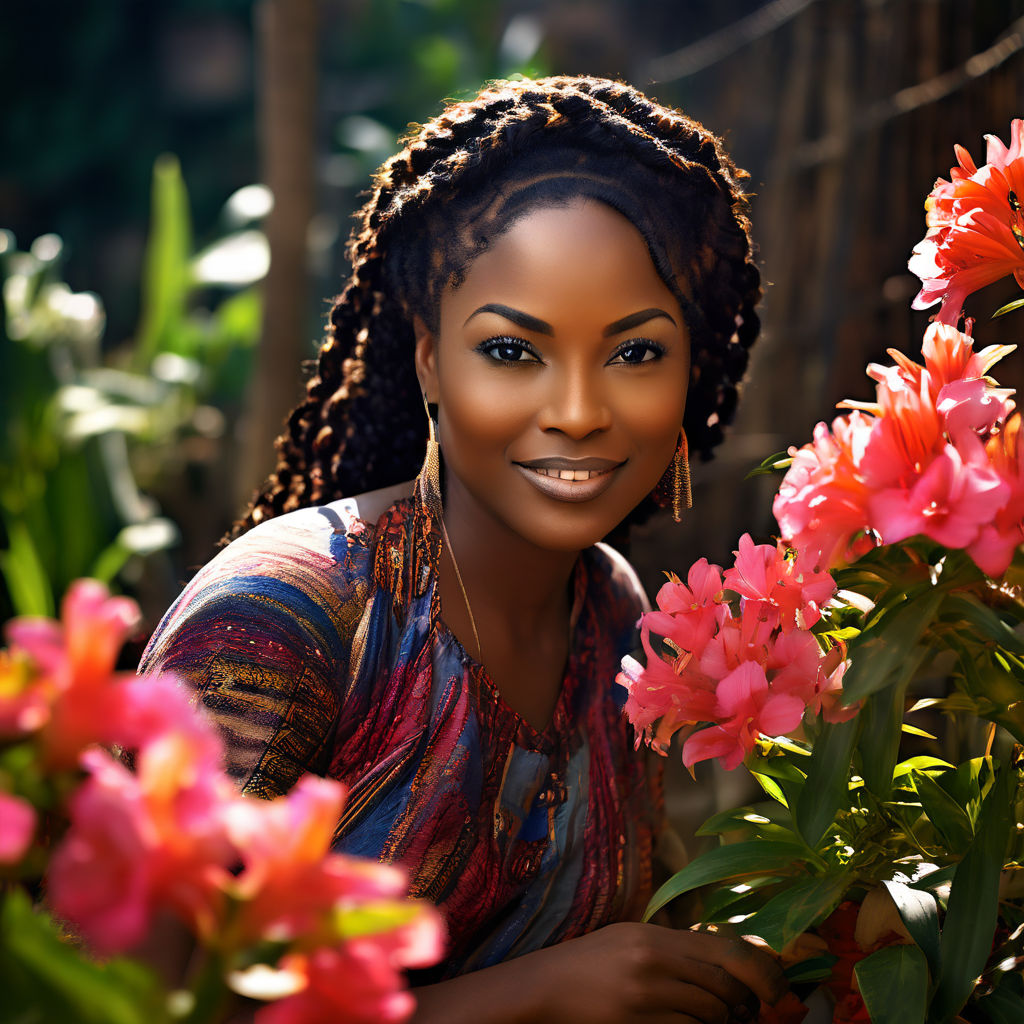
[411, 923, 788, 1024]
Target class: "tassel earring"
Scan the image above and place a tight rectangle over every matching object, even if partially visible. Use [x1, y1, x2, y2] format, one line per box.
[671, 431, 692, 522]
[418, 392, 443, 521]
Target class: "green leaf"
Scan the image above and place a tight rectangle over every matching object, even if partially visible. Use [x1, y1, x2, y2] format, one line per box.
[700, 877, 784, 922]
[643, 840, 812, 922]
[784, 953, 838, 983]
[0, 515, 55, 616]
[882, 880, 941, 978]
[859, 659, 921, 798]
[751, 771, 789, 806]
[912, 769, 975, 855]
[134, 154, 193, 370]
[795, 716, 859, 847]
[741, 873, 849, 952]
[992, 295, 1024, 319]
[930, 764, 1015, 1022]
[745, 450, 793, 479]
[970, 970, 1024, 1024]
[855, 944, 929, 1024]
[842, 590, 943, 703]
[943, 757, 996, 830]
[695, 805, 799, 844]
[335, 900, 421, 940]
[893, 756, 954, 780]
[942, 593, 1024, 657]
[0, 889, 167, 1024]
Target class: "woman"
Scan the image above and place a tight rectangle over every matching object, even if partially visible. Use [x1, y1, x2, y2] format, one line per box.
[142, 75, 785, 1022]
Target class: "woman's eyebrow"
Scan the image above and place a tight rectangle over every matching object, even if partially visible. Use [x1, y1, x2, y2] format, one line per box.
[464, 303, 553, 334]
[603, 308, 677, 336]
[463, 304, 678, 336]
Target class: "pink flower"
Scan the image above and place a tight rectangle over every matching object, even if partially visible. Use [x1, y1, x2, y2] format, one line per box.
[868, 436, 1010, 549]
[909, 119, 1024, 323]
[225, 776, 410, 946]
[47, 720, 235, 953]
[0, 791, 36, 864]
[921, 322, 1016, 393]
[4, 579, 141, 769]
[0, 648, 50, 737]
[226, 777, 445, 1024]
[723, 534, 835, 632]
[256, 917, 443, 1024]
[617, 651, 718, 754]
[773, 413, 875, 570]
[642, 559, 725, 655]
[937, 377, 1014, 440]
[969, 413, 1024, 575]
[682, 662, 806, 770]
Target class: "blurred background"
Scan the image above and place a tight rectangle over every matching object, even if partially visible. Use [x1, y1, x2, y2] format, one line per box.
[3, 1, 1024, 774]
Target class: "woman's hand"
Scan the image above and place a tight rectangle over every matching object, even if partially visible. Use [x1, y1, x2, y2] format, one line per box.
[531, 922, 787, 1023]
[412, 921, 789, 1024]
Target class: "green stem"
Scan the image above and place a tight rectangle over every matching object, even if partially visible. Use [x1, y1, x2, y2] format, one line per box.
[179, 950, 234, 1024]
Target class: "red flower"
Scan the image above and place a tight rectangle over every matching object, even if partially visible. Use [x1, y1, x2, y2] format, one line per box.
[909, 119, 1024, 323]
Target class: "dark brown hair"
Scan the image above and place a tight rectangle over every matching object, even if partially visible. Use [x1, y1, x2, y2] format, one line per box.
[233, 75, 760, 537]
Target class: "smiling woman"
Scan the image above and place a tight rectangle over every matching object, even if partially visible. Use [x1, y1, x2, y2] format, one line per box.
[140, 76, 787, 1023]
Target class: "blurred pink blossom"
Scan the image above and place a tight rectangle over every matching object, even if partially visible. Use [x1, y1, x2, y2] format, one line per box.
[226, 776, 408, 945]
[0, 791, 36, 864]
[3, 580, 141, 769]
[256, 911, 444, 1024]
[47, 720, 235, 953]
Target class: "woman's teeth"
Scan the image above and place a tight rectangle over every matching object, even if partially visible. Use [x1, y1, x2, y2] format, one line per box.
[531, 468, 607, 481]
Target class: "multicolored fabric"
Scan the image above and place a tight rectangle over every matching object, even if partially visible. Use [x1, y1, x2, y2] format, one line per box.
[141, 497, 662, 976]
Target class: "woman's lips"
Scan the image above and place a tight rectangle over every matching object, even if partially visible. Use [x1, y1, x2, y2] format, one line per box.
[513, 457, 625, 503]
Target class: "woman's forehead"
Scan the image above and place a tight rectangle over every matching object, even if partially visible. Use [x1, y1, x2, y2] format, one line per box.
[439, 200, 688, 330]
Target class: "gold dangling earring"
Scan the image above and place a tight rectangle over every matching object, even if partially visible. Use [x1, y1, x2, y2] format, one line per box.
[672, 431, 692, 522]
[418, 392, 482, 662]
[417, 392, 444, 521]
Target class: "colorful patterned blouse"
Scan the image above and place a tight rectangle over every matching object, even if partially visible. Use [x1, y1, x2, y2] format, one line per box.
[140, 497, 662, 977]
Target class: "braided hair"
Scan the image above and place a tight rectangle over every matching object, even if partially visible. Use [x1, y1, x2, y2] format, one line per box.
[233, 75, 760, 537]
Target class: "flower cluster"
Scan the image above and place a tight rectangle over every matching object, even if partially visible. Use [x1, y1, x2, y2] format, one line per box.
[772, 321, 1022, 574]
[617, 534, 847, 770]
[0, 580, 444, 1024]
[909, 119, 1024, 325]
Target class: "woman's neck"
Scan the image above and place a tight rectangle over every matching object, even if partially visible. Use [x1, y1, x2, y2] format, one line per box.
[438, 478, 580, 657]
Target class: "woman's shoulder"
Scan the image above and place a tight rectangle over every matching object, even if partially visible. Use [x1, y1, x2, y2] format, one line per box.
[585, 542, 651, 617]
[141, 489, 413, 673]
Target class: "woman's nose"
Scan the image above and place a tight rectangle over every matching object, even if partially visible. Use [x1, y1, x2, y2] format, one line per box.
[536, 369, 613, 439]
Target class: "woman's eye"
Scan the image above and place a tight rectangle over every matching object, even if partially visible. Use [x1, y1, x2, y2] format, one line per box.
[476, 337, 540, 364]
[609, 340, 665, 365]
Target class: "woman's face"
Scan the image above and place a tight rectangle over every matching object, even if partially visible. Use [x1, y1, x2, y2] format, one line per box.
[415, 198, 690, 553]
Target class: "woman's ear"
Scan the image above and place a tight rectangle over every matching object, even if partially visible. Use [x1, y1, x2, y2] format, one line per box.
[413, 315, 440, 403]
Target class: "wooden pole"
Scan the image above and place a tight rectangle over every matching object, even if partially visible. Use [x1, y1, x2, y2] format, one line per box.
[236, 0, 318, 509]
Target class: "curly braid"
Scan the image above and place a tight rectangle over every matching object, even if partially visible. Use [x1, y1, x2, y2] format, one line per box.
[231, 75, 760, 538]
